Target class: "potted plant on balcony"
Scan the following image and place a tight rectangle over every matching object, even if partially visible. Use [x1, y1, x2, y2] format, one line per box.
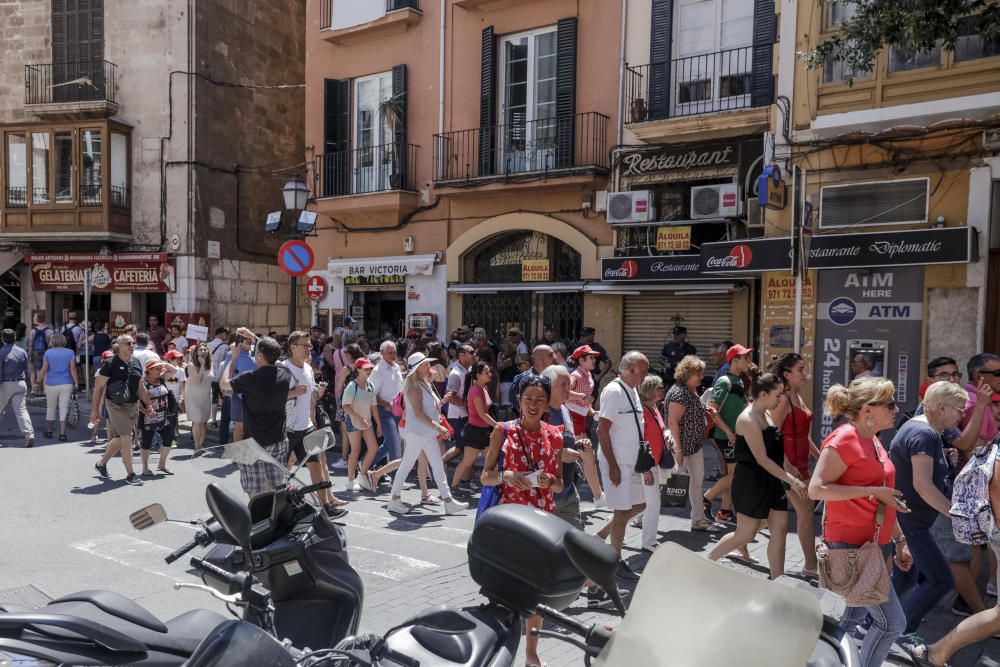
[630, 97, 648, 123]
[377, 93, 406, 190]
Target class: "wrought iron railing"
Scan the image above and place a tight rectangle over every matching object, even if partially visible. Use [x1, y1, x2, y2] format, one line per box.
[6, 187, 27, 208]
[110, 185, 129, 209]
[624, 47, 756, 123]
[25, 60, 119, 105]
[313, 142, 418, 198]
[320, 0, 417, 30]
[433, 111, 609, 182]
[80, 184, 102, 207]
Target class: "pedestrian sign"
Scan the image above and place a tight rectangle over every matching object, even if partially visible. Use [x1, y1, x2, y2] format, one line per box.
[278, 240, 314, 277]
[305, 275, 327, 302]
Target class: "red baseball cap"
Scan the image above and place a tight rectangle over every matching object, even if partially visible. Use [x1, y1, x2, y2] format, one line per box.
[726, 344, 754, 363]
[101, 350, 114, 360]
[354, 357, 374, 370]
[164, 350, 184, 360]
[571, 344, 597, 360]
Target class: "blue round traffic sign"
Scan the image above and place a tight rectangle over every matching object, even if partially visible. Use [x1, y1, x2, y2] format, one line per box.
[828, 297, 857, 326]
[278, 240, 314, 277]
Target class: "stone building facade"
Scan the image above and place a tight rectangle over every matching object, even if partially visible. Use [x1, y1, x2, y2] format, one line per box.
[0, 0, 306, 334]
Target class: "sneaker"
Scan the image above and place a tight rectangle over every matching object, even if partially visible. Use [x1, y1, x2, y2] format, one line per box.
[94, 462, 109, 478]
[587, 585, 630, 609]
[324, 505, 349, 520]
[616, 560, 641, 582]
[443, 498, 467, 515]
[25, 436, 34, 448]
[387, 498, 411, 514]
[332, 459, 349, 470]
[714, 510, 736, 524]
[124, 474, 144, 486]
[952, 597, 973, 617]
[350, 480, 362, 493]
[593, 494, 607, 509]
[357, 473, 372, 492]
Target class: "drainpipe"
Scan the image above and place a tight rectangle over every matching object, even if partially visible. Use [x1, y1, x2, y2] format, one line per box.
[439, 0, 445, 137]
[614, 0, 628, 193]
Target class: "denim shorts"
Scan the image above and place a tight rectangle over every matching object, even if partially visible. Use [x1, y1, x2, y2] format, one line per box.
[930, 513, 972, 563]
[345, 414, 372, 433]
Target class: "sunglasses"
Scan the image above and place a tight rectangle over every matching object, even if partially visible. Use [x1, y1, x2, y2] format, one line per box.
[868, 400, 897, 410]
[981, 369, 1000, 378]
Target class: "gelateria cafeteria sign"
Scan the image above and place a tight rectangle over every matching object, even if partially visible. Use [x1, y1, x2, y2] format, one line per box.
[26, 253, 176, 292]
[699, 227, 975, 274]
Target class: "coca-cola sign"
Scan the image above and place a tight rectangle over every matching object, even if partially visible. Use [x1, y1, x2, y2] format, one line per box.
[700, 238, 791, 274]
[602, 255, 706, 281]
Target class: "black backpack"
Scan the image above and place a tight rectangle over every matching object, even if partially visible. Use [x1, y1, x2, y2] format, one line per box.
[62, 324, 80, 353]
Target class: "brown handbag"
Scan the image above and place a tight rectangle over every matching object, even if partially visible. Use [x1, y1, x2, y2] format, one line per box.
[816, 502, 890, 607]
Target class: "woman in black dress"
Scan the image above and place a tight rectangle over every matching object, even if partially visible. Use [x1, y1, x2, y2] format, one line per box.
[708, 373, 808, 579]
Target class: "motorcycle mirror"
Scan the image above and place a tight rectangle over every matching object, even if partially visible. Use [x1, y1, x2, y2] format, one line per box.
[205, 483, 254, 564]
[130, 504, 168, 530]
[301, 427, 334, 458]
[563, 529, 625, 614]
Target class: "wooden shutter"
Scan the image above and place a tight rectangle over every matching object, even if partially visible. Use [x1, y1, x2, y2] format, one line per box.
[647, 0, 674, 121]
[751, 0, 776, 107]
[392, 64, 408, 189]
[51, 0, 104, 102]
[555, 17, 578, 169]
[322, 78, 351, 196]
[478, 26, 497, 177]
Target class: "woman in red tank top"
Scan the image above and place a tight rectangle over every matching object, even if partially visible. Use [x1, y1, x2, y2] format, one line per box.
[769, 353, 821, 577]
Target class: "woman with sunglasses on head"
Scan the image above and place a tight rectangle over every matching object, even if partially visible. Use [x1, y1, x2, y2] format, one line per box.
[708, 373, 806, 578]
[809, 377, 914, 667]
[481, 376, 564, 667]
[768, 353, 821, 577]
[888, 381, 969, 647]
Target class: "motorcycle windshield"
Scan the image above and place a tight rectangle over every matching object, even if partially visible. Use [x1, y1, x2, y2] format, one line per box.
[217, 437, 312, 490]
[594, 543, 823, 667]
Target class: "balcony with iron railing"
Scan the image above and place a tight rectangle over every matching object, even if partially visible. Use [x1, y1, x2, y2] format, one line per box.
[319, 0, 421, 44]
[624, 47, 770, 142]
[433, 111, 609, 186]
[24, 60, 120, 119]
[312, 142, 420, 223]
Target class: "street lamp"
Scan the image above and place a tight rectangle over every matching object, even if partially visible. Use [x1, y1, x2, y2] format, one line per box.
[281, 175, 310, 331]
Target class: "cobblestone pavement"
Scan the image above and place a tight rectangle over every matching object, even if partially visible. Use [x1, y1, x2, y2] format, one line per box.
[1, 396, 997, 666]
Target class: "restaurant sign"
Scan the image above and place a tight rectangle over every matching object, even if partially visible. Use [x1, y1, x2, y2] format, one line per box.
[700, 227, 975, 274]
[620, 142, 739, 179]
[602, 255, 702, 281]
[26, 253, 176, 292]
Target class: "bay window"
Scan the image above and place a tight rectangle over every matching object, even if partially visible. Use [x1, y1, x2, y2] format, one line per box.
[80, 129, 102, 206]
[6, 133, 26, 207]
[32, 132, 50, 204]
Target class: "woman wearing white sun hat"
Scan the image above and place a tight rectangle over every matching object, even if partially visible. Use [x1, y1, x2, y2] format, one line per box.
[387, 352, 466, 515]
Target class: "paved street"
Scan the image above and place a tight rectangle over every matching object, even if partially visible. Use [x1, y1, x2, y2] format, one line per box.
[1, 398, 997, 666]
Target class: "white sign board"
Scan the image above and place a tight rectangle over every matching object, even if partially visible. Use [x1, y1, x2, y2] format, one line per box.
[187, 324, 209, 341]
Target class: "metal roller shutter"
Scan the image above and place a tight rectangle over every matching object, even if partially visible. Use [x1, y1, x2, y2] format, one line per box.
[623, 293, 734, 377]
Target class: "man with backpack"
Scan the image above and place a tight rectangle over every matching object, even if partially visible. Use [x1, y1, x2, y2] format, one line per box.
[0, 328, 35, 447]
[29, 314, 53, 391]
[60, 312, 83, 354]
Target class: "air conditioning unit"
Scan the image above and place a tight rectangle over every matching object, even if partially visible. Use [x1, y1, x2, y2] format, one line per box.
[691, 184, 741, 219]
[606, 190, 655, 224]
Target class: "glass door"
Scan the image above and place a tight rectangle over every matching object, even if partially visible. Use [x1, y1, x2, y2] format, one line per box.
[499, 28, 557, 174]
[354, 72, 393, 193]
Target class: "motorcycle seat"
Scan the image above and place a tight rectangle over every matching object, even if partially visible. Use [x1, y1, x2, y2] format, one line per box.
[164, 608, 230, 644]
[387, 605, 512, 665]
[49, 590, 168, 633]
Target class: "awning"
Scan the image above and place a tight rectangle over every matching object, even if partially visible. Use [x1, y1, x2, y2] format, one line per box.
[327, 253, 439, 280]
[448, 282, 586, 294]
[586, 282, 737, 294]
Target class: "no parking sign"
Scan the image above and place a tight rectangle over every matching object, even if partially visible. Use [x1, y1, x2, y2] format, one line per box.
[278, 240, 314, 277]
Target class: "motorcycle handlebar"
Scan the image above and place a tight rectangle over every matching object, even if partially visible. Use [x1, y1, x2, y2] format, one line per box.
[190, 556, 244, 590]
[165, 535, 202, 564]
[295, 481, 333, 497]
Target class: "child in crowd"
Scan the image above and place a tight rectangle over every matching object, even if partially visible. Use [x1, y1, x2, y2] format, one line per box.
[138, 359, 176, 476]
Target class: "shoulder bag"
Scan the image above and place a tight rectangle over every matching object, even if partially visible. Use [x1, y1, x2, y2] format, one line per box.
[476, 422, 508, 520]
[815, 441, 891, 607]
[617, 380, 655, 474]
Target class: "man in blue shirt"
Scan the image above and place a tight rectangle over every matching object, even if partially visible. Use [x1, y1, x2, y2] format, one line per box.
[0, 328, 36, 447]
[223, 334, 258, 442]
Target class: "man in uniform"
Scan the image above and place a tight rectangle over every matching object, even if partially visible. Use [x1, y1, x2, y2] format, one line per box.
[661, 326, 697, 383]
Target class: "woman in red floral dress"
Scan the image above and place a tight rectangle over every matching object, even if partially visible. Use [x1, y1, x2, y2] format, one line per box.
[482, 376, 564, 667]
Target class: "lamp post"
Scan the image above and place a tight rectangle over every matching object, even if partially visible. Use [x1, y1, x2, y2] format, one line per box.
[281, 175, 310, 332]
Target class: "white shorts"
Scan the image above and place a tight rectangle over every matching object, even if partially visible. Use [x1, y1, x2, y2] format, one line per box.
[598, 458, 645, 511]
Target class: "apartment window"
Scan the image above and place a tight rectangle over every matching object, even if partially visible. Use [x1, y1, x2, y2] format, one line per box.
[888, 44, 942, 73]
[499, 27, 557, 173]
[674, 0, 753, 107]
[823, 44, 871, 82]
[32, 133, 51, 204]
[354, 71, 393, 193]
[80, 129, 102, 205]
[824, 1, 857, 30]
[6, 133, 27, 207]
[956, 16, 1000, 62]
[54, 131, 73, 203]
[111, 131, 127, 207]
[330, 0, 385, 30]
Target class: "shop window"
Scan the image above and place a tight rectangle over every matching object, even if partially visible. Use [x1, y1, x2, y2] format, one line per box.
[54, 131, 73, 204]
[5, 133, 27, 208]
[888, 44, 942, 73]
[956, 16, 1000, 62]
[81, 129, 102, 206]
[32, 132, 50, 204]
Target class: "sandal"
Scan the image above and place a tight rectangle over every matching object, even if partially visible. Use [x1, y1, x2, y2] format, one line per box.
[692, 521, 721, 533]
[43, 431, 53, 438]
[902, 642, 946, 667]
[59, 434, 68, 442]
[726, 552, 761, 565]
[157, 468, 174, 475]
[421, 494, 441, 505]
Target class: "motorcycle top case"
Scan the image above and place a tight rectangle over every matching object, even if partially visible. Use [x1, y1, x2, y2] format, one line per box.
[467, 503, 586, 614]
